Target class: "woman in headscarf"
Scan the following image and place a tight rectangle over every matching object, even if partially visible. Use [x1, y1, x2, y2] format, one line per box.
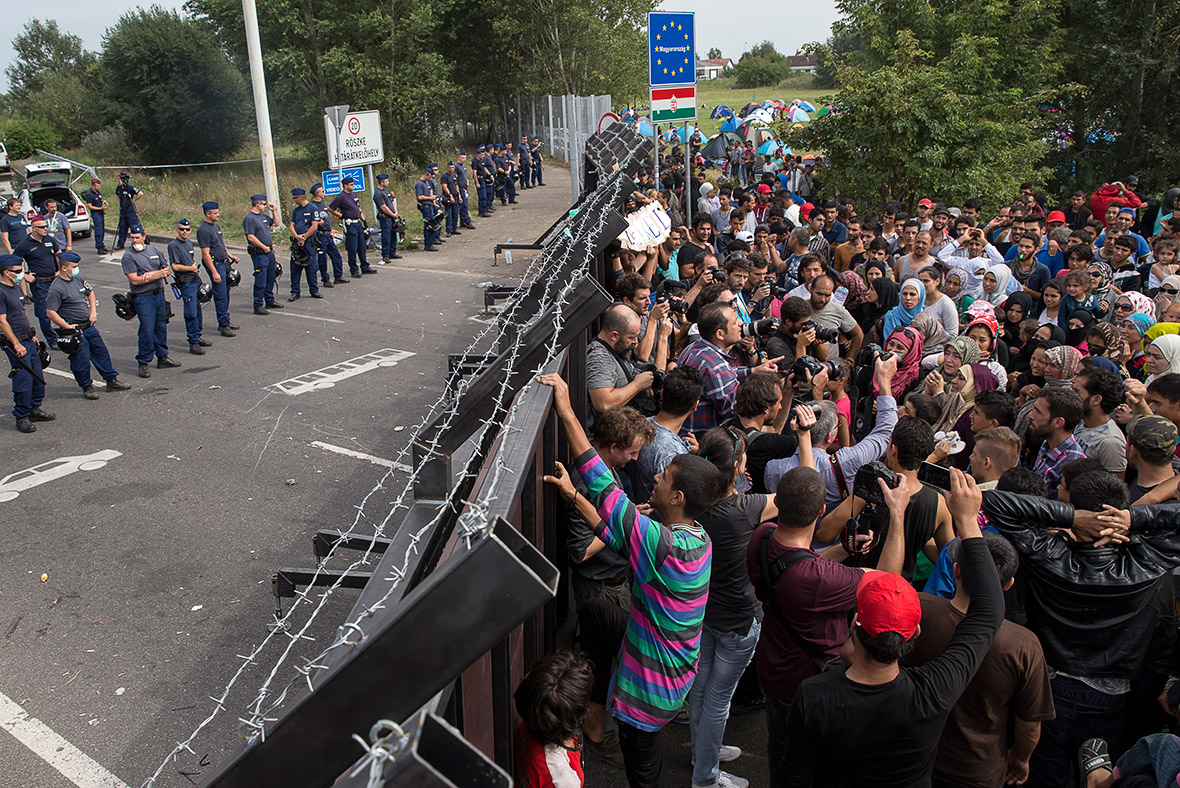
[875, 326, 925, 399]
[860, 277, 899, 339]
[910, 312, 949, 357]
[1115, 291, 1156, 323]
[920, 335, 979, 391]
[1064, 309, 1095, 349]
[1000, 293, 1035, 348]
[1154, 274, 1180, 318]
[1144, 334, 1180, 384]
[840, 269, 869, 314]
[1152, 187, 1180, 237]
[1122, 312, 1156, 380]
[964, 312, 1009, 390]
[1045, 345, 1085, 382]
[1085, 321, 1130, 379]
[1085, 261, 1115, 318]
[944, 268, 974, 319]
[882, 278, 926, 337]
[980, 264, 1013, 306]
[938, 363, 1000, 470]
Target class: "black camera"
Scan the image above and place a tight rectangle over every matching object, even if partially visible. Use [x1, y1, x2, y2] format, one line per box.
[770, 284, 789, 298]
[789, 401, 824, 428]
[856, 343, 899, 368]
[792, 355, 841, 380]
[637, 362, 665, 394]
[852, 460, 900, 506]
[798, 319, 838, 343]
[705, 266, 725, 283]
[655, 292, 688, 313]
[741, 317, 777, 338]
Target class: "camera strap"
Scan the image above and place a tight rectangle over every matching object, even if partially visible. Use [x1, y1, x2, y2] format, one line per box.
[829, 453, 850, 501]
[758, 531, 828, 672]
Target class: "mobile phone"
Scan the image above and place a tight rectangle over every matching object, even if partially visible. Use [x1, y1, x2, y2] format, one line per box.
[918, 461, 952, 492]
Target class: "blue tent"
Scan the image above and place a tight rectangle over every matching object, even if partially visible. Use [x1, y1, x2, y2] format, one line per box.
[719, 116, 739, 132]
[621, 108, 640, 122]
[635, 118, 655, 137]
[757, 139, 781, 155]
[797, 100, 817, 113]
[710, 105, 733, 119]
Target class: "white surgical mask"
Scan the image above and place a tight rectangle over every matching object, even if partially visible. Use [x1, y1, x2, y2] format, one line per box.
[132, 242, 145, 252]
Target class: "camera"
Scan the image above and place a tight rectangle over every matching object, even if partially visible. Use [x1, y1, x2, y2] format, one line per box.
[636, 362, 665, 394]
[789, 401, 824, 428]
[705, 266, 725, 283]
[741, 317, 777, 338]
[852, 460, 900, 506]
[798, 319, 838, 343]
[856, 343, 899, 368]
[655, 292, 688, 313]
[770, 284, 789, 298]
[792, 355, 841, 380]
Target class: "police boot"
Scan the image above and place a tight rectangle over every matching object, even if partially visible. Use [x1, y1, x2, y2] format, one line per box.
[157, 356, 181, 369]
[15, 416, 35, 433]
[189, 343, 206, 355]
[28, 409, 55, 422]
[106, 379, 131, 391]
[82, 386, 100, 400]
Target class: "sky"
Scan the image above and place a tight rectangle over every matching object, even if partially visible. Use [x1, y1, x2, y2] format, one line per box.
[657, 0, 843, 62]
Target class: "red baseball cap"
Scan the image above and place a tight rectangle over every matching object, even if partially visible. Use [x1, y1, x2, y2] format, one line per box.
[918, 198, 934, 208]
[1046, 210, 1066, 223]
[801, 202, 815, 219]
[91, 178, 101, 184]
[857, 572, 921, 638]
[757, 183, 772, 194]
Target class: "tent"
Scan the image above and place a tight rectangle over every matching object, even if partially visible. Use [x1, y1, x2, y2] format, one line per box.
[788, 106, 811, 123]
[662, 125, 704, 143]
[738, 101, 761, 118]
[710, 105, 733, 119]
[749, 108, 775, 125]
[736, 118, 780, 146]
[757, 139, 781, 155]
[719, 116, 739, 133]
[634, 118, 655, 137]
[797, 100, 816, 113]
[700, 131, 743, 160]
[621, 108, 640, 122]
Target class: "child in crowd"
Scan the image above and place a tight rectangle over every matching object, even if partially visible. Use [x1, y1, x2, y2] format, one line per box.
[514, 651, 594, 788]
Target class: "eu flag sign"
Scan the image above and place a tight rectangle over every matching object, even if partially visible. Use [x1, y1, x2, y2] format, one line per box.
[648, 11, 695, 88]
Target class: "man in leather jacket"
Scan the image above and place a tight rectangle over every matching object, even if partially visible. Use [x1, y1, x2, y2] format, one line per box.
[981, 472, 1180, 788]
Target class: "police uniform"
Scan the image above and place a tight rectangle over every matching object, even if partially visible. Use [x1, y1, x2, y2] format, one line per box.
[472, 147, 490, 217]
[114, 174, 141, 250]
[0, 255, 53, 432]
[288, 188, 321, 299]
[13, 230, 60, 346]
[243, 197, 281, 312]
[415, 167, 442, 250]
[120, 228, 177, 374]
[196, 203, 237, 333]
[82, 180, 108, 252]
[309, 186, 344, 284]
[167, 218, 208, 351]
[501, 142, 517, 203]
[372, 178, 401, 261]
[516, 136, 531, 189]
[329, 180, 371, 276]
[440, 163, 460, 236]
[45, 252, 128, 395]
[454, 157, 474, 229]
[530, 137, 544, 186]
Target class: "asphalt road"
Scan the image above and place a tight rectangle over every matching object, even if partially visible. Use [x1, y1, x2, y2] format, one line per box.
[0, 171, 568, 788]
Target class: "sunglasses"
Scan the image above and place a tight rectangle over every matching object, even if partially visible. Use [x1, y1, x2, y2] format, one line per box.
[1114, 303, 1133, 311]
[1163, 287, 1179, 295]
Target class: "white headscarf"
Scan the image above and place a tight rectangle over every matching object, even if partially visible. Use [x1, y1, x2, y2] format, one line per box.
[983, 263, 1013, 305]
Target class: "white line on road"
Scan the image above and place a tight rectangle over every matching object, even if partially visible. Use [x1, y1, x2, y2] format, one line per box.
[310, 441, 411, 472]
[0, 690, 130, 788]
[267, 348, 416, 396]
[270, 311, 344, 324]
[44, 367, 75, 379]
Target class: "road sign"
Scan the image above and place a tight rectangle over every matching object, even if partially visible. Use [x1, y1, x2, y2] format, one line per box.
[650, 86, 697, 122]
[648, 11, 695, 87]
[324, 109, 384, 169]
[321, 167, 366, 196]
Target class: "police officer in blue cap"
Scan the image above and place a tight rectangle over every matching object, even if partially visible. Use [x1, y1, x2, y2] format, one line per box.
[372, 174, 402, 263]
[415, 166, 441, 252]
[455, 152, 475, 230]
[530, 136, 544, 186]
[0, 254, 53, 432]
[503, 141, 518, 203]
[517, 135, 532, 190]
[168, 218, 210, 354]
[309, 184, 344, 286]
[287, 188, 322, 301]
[328, 177, 374, 276]
[243, 194, 283, 314]
[440, 161, 460, 237]
[121, 224, 180, 378]
[493, 144, 508, 205]
[197, 201, 240, 337]
[46, 251, 131, 397]
[114, 172, 142, 250]
[473, 146, 491, 218]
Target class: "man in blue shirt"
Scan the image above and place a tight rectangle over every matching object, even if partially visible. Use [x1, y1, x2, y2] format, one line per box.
[820, 200, 848, 246]
[372, 175, 402, 263]
[81, 178, 109, 253]
[1095, 206, 1152, 259]
[415, 166, 441, 252]
[196, 201, 240, 337]
[328, 177, 373, 277]
[455, 152, 475, 230]
[516, 135, 532, 190]
[287, 188, 322, 302]
[14, 216, 60, 347]
[243, 194, 282, 314]
[1, 197, 28, 253]
[168, 218, 210, 353]
[0, 254, 53, 433]
[309, 184, 344, 286]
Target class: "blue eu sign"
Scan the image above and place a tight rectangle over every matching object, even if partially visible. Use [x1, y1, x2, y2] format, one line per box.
[648, 11, 695, 87]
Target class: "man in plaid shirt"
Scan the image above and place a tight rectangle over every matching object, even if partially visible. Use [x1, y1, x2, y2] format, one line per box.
[1027, 387, 1087, 499]
[677, 301, 782, 434]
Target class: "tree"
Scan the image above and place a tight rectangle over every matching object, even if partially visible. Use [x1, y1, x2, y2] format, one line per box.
[742, 41, 785, 62]
[24, 68, 105, 148]
[102, 7, 250, 163]
[732, 57, 788, 88]
[707, 47, 722, 59]
[6, 21, 98, 106]
[1, 116, 61, 159]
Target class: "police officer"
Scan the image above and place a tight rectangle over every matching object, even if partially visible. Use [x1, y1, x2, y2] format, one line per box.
[501, 142, 518, 204]
[517, 135, 532, 189]
[13, 214, 59, 347]
[0, 255, 53, 433]
[455, 152, 475, 230]
[492, 144, 508, 206]
[114, 172, 142, 250]
[168, 218, 210, 354]
[81, 178, 109, 253]
[328, 177, 374, 277]
[373, 175, 403, 263]
[287, 188, 322, 302]
[440, 161, 461, 237]
[122, 225, 180, 378]
[530, 136, 544, 186]
[243, 194, 283, 315]
[416, 166, 441, 252]
[45, 251, 131, 397]
[309, 184, 344, 286]
[472, 146, 490, 218]
[197, 201, 240, 338]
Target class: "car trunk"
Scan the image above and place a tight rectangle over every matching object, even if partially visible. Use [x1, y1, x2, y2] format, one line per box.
[31, 186, 83, 219]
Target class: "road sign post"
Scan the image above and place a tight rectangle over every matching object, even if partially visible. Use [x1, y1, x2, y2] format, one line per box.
[648, 11, 696, 221]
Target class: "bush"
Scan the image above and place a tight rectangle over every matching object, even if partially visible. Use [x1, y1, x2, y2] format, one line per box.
[733, 57, 789, 89]
[2, 116, 61, 159]
[78, 123, 143, 165]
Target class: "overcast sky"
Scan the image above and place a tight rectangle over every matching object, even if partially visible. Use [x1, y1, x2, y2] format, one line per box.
[0, 1, 841, 91]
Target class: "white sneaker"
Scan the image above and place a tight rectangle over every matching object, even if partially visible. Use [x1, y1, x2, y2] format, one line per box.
[692, 772, 749, 788]
[718, 745, 742, 763]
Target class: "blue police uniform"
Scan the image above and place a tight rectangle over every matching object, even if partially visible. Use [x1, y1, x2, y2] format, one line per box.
[530, 137, 544, 186]
[516, 138, 531, 189]
[415, 170, 441, 248]
[114, 179, 141, 249]
[82, 185, 107, 251]
[440, 165, 460, 235]
[45, 270, 120, 389]
[0, 270, 47, 423]
[501, 143, 517, 203]
[372, 180, 399, 260]
[472, 149, 490, 217]
[196, 208, 234, 329]
[243, 201, 279, 310]
[168, 224, 205, 346]
[14, 232, 60, 345]
[329, 183, 371, 276]
[455, 158, 474, 229]
[309, 191, 344, 284]
[120, 241, 172, 365]
[289, 193, 321, 297]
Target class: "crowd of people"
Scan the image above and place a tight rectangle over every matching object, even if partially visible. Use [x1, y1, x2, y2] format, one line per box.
[511, 168, 1180, 788]
[0, 141, 546, 433]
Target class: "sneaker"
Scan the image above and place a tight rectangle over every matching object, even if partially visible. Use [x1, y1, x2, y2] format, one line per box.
[334, 277, 350, 284]
[226, 323, 240, 330]
[718, 745, 742, 763]
[693, 772, 749, 788]
[424, 245, 439, 252]
[673, 708, 690, 725]
[1078, 738, 1112, 788]
[82, 386, 100, 400]
[105, 379, 131, 391]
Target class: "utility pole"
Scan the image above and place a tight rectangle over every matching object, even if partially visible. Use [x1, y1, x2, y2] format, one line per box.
[242, 0, 279, 214]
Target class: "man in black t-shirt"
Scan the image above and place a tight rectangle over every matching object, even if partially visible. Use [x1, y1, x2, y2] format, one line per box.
[681, 212, 715, 269]
[723, 371, 796, 493]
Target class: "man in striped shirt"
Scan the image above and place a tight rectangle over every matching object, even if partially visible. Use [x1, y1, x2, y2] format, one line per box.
[539, 372, 726, 786]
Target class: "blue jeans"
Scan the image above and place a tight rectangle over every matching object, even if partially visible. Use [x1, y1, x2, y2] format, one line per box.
[211, 261, 232, 328]
[132, 290, 169, 364]
[30, 279, 55, 345]
[92, 212, 105, 249]
[250, 250, 277, 308]
[68, 325, 118, 387]
[177, 279, 204, 344]
[689, 619, 761, 786]
[1027, 676, 1126, 788]
[315, 232, 343, 281]
[4, 339, 45, 418]
[343, 222, 369, 273]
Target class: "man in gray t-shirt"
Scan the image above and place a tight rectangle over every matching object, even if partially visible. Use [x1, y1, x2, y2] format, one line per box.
[807, 275, 862, 362]
[243, 195, 280, 313]
[1072, 369, 1128, 475]
[45, 251, 129, 395]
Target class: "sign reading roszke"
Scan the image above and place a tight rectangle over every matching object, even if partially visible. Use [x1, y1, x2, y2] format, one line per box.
[324, 109, 385, 169]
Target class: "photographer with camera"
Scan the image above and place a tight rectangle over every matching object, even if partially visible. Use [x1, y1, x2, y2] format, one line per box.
[766, 296, 825, 371]
[805, 274, 863, 362]
[816, 416, 954, 579]
[766, 354, 900, 510]
[586, 303, 657, 416]
[723, 372, 799, 494]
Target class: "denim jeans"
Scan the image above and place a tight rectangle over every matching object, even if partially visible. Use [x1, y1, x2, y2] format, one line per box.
[1027, 676, 1126, 788]
[689, 620, 761, 786]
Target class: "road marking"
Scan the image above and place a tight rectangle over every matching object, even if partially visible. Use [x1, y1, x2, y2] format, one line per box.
[310, 441, 411, 472]
[44, 367, 75, 379]
[270, 311, 344, 324]
[0, 450, 122, 503]
[0, 690, 130, 788]
[266, 348, 416, 396]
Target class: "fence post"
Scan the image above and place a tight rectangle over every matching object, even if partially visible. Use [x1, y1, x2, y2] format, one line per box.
[547, 95, 555, 157]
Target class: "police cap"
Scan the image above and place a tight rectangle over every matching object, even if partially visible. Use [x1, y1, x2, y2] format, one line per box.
[202, 201, 219, 212]
[376, 174, 389, 181]
[250, 193, 267, 202]
[129, 224, 145, 234]
[59, 251, 81, 263]
[291, 188, 306, 196]
[477, 145, 486, 152]
[311, 183, 323, 193]
[0, 254, 23, 269]
[177, 218, 192, 227]
[341, 177, 354, 185]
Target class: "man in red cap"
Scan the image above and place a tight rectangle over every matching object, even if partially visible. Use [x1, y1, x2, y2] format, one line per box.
[1045, 209, 1067, 232]
[81, 178, 109, 254]
[916, 198, 935, 231]
[781, 468, 1004, 787]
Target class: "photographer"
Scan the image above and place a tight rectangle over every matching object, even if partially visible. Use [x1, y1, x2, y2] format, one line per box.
[766, 355, 900, 510]
[586, 303, 654, 415]
[767, 296, 823, 370]
[678, 301, 783, 433]
[816, 416, 955, 579]
[805, 274, 863, 362]
[724, 372, 798, 494]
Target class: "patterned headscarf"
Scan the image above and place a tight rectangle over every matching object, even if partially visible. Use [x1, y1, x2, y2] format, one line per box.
[1046, 345, 1084, 379]
[944, 335, 981, 367]
[840, 270, 870, 310]
[1120, 290, 1156, 320]
[875, 326, 925, 398]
